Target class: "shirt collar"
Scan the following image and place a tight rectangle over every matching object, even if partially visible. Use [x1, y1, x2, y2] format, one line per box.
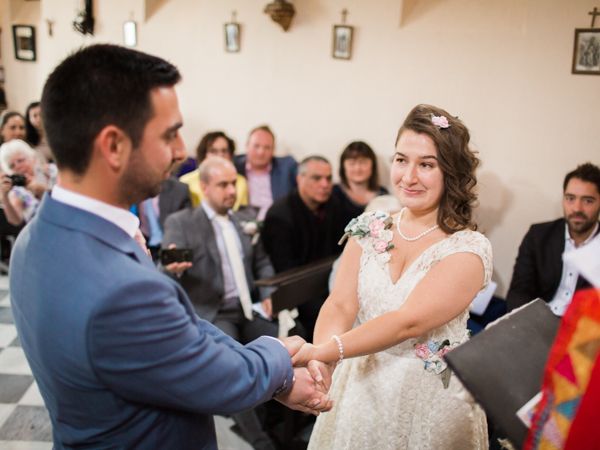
[565, 221, 599, 247]
[245, 160, 272, 175]
[52, 185, 140, 238]
[201, 200, 232, 220]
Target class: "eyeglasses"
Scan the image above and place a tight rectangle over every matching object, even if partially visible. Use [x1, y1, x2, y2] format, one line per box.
[207, 148, 230, 156]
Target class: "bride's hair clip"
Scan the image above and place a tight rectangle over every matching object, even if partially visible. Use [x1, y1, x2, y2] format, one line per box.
[430, 114, 450, 129]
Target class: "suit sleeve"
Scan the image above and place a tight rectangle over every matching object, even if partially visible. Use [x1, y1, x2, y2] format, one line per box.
[506, 226, 540, 312]
[87, 276, 293, 415]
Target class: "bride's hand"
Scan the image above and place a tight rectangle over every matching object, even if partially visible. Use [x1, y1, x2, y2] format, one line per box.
[292, 343, 316, 367]
[308, 360, 335, 393]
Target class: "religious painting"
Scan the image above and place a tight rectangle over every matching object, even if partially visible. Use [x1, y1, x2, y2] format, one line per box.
[572, 29, 600, 75]
[12, 25, 36, 61]
[225, 23, 240, 53]
[332, 25, 353, 60]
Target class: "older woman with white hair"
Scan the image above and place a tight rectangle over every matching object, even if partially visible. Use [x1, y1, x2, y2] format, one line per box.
[0, 139, 57, 225]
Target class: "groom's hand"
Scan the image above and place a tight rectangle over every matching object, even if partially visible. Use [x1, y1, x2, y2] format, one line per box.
[291, 343, 316, 366]
[278, 336, 306, 358]
[276, 367, 333, 416]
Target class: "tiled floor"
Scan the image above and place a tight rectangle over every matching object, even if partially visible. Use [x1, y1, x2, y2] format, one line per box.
[0, 275, 251, 450]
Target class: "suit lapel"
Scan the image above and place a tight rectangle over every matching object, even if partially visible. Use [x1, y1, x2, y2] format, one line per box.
[194, 207, 222, 268]
[39, 193, 157, 270]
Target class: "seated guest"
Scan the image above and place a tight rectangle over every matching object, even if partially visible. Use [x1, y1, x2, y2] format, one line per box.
[506, 162, 600, 315]
[163, 157, 282, 450]
[0, 139, 57, 225]
[234, 125, 297, 220]
[134, 175, 191, 262]
[0, 111, 26, 145]
[332, 141, 389, 225]
[180, 131, 249, 209]
[25, 101, 53, 164]
[262, 156, 346, 338]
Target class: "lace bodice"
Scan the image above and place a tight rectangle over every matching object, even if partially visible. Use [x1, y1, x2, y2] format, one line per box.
[355, 229, 492, 357]
[308, 227, 492, 450]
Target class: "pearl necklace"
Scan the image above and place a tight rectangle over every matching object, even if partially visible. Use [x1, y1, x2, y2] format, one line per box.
[396, 208, 439, 242]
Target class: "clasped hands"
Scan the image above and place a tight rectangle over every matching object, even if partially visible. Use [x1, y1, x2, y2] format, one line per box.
[276, 336, 335, 416]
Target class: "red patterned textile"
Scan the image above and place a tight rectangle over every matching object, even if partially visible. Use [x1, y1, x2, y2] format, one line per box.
[525, 288, 600, 450]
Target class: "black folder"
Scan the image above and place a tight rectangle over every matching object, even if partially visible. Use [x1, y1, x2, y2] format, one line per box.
[444, 299, 560, 448]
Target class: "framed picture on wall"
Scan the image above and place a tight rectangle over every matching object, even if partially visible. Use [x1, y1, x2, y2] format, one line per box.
[12, 25, 36, 61]
[572, 28, 600, 75]
[332, 25, 353, 60]
[225, 23, 240, 53]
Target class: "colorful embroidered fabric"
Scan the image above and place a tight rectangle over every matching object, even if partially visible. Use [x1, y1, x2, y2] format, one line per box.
[525, 288, 600, 450]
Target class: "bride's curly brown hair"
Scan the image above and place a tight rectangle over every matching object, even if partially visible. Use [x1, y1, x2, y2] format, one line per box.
[395, 104, 480, 234]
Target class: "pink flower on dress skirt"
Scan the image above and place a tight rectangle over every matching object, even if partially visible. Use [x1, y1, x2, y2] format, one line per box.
[374, 239, 388, 253]
[369, 219, 385, 238]
[437, 346, 452, 358]
[432, 115, 450, 128]
[414, 344, 430, 359]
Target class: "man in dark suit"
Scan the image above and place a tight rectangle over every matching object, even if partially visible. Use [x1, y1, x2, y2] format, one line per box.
[506, 163, 600, 315]
[262, 156, 346, 338]
[163, 157, 285, 449]
[136, 175, 191, 261]
[9, 44, 332, 450]
[233, 125, 297, 220]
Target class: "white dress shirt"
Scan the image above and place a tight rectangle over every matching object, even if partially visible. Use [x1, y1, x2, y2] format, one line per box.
[52, 186, 140, 237]
[201, 201, 245, 308]
[548, 222, 599, 316]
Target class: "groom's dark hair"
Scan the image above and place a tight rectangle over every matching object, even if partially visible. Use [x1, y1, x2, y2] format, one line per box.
[41, 44, 181, 176]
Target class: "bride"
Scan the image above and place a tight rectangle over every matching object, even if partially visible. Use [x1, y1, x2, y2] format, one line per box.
[294, 104, 492, 449]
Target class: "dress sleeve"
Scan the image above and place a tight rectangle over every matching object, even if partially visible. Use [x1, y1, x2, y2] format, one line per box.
[440, 231, 493, 292]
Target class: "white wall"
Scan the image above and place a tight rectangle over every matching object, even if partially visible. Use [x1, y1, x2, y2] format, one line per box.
[1, 0, 599, 296]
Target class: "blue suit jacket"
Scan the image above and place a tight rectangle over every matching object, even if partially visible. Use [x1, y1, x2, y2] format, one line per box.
[10, 193, 293, 450]
[233, 155, 298, 201]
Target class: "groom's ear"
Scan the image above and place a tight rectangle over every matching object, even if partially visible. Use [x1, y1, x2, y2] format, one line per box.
[93, 125, 133, 173]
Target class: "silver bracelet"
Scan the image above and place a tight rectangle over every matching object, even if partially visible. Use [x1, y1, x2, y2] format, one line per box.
[331, 335, 344, 365]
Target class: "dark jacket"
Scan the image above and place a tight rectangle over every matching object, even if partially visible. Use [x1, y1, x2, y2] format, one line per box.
[233, 155, 298, 202]
[262, 189, 346, 273]
[506, 218, 598, 312]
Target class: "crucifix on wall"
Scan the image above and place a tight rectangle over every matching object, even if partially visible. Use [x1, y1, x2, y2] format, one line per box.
[589, 7, 600, 27]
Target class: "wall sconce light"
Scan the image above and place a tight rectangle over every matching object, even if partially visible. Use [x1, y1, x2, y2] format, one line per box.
[73, 0, 94, 36]
[264, 0, 295, 32]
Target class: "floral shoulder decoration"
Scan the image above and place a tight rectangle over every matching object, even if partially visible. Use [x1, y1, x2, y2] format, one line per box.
[338, 211, 395, 261]
[241, 220, 262, 245]
[414, 336, 469, 389]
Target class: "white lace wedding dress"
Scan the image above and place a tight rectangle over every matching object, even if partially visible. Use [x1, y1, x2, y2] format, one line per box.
[308, 230, 493, 450]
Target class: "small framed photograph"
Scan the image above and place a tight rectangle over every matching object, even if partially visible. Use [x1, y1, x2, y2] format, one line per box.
[572, 29, 600, 75]
[225, 23, 240, 53]
[332, 25, 353, 60]
[12, 25, 36, 61]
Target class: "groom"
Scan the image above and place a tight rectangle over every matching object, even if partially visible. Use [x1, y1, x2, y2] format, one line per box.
[9, 44, 332, 449]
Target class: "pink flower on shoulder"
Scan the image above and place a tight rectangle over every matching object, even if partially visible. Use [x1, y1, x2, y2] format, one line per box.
[369, 219, 385, 238]
[415, 344, 430, 359]
[432, 115, 449, 128]
[374, 239, 388, 253]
